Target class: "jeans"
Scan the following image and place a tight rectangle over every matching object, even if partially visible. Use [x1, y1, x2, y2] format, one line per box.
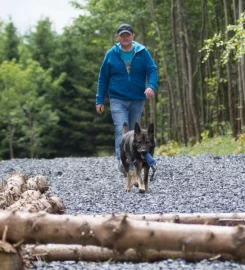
[110, 98, 144, 161]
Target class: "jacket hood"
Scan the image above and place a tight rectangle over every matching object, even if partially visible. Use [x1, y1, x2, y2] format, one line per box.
[113, 41, 145, 54]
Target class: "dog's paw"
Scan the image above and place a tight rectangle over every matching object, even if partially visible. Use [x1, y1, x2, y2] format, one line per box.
[139, 188, 145, 193]
[133, 182, 139, 187]
[126, 188, 131, 192]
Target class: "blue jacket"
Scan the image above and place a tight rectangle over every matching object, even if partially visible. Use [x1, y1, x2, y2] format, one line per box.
[96, 41, 158, 105]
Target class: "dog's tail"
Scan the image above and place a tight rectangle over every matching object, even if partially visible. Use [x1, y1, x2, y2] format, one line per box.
[122, 122, 129, 135]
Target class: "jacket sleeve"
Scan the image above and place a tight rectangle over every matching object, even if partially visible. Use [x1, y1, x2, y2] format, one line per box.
[96, 51, 111, 105]
[145, 49, 158, 91]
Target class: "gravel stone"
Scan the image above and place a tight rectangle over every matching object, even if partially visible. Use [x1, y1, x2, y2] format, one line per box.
[1, 154, 245, 269]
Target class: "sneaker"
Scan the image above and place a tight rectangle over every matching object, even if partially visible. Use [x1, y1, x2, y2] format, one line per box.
[118, 162, 126, 177]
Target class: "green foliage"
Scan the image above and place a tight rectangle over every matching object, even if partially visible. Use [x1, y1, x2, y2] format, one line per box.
[0, 59, 61, 158]
[26, 18, 57, 69]
[200, 33, 223, 63]
[47, 23, 114, 157]
[156, 141, 180, 156]
[4, 21, 19, 61]
[72, 0, 156, 51]
[233, 133, 245, 154]
[201, 12, 245, 65]
[0, 22, 5, 63]
[204, 63, 227, 132]
[156, 129, 245, 157]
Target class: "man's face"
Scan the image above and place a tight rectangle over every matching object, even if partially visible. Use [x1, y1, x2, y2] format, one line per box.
[116, 32, 135, 46]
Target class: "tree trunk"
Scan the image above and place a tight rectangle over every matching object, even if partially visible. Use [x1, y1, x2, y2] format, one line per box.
[171, 0, 187, 145]
[180, 1, 201, 142]
[8, 125, 15, 159]
[223, 0, 237, 137]
[238, 0, 245, 131]
[199, 0, 207, 129]
[150, 95, 156, 129]
[177, 0, 194, 141]
[159, 84, 165, 144]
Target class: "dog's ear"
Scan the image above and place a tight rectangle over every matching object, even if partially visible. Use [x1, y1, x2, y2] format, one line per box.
[148, 123, 154, 135]
[134, 122, 141, 134]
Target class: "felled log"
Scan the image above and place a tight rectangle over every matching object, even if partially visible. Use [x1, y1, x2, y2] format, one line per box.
[125, 212, 245, 226]
[1, 211, 245, 261]
[22, 244, 239, 263]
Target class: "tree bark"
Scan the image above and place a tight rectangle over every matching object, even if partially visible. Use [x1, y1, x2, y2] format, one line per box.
[223, 0, 237, 137]
[199, 0, 207, 128]
[171, 0, 187, 144]
[238, 0, 245, 131]
[177, 0, 194, 141]
[125, 212, 245, 225]
[181, 1, 201, 142]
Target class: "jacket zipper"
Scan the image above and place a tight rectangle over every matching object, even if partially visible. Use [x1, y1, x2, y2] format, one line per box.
[118, 47, 136, 82]
[128, 49, 136, 81]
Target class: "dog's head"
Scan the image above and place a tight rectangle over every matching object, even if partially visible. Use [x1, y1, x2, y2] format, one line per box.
[134, 122, 155, 159]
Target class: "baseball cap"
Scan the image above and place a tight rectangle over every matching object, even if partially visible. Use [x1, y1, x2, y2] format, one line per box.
[117, 24, 134, 35]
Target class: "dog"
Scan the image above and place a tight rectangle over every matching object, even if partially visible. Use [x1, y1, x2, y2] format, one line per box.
[119, 122, 155, 193]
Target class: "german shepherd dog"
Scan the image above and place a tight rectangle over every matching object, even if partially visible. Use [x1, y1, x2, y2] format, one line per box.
[120, 122, 155, 193]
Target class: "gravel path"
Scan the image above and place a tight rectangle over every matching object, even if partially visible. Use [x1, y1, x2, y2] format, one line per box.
[1, 154, 245, 269]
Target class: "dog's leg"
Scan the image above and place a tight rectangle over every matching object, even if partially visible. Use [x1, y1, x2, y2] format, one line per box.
[143, 166, 150, 192]
[135, 164, 145, 193]
[126, 173, 131, 192]
[130, 169, 138, 187]
[126, 169, 136, 192]
[123, 164, 131, 192]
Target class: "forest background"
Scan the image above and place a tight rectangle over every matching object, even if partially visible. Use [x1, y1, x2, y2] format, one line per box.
[0, 0, 244, 159]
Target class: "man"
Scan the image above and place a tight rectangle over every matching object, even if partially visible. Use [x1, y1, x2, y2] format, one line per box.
[96, 23, 158, 172]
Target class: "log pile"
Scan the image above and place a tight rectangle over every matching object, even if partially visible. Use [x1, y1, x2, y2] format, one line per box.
[1, 211, 245, 269]
[0, 172, 65, 269]
[1, 173, 245, 268]
[0, 172, 64, 214]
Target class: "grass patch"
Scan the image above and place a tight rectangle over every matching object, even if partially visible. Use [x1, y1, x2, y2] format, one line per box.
[156, 133, 245, 156]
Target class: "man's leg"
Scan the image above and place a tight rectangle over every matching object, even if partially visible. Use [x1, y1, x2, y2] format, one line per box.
[128, 100, 144, 170]
[128, 100, 145, 131]
[110, 98, 129, 161]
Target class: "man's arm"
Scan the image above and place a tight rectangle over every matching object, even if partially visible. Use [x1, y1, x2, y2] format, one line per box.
[96, 52, 110, 105]
[145, 49, 158, 92]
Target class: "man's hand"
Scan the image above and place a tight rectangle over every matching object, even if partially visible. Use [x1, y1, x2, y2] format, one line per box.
[144, 88, 155, 99]
[96, 104, 104, 114]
